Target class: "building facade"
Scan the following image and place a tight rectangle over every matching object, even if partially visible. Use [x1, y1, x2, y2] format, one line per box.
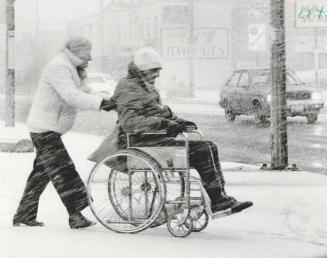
[68, 0, 234, 95]
[67, 0, 327, 95]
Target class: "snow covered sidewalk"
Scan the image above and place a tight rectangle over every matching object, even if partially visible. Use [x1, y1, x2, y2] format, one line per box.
[0, 125, 327, 258]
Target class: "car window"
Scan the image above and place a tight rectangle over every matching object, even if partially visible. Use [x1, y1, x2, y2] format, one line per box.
[238, 72, 249, 87]
[88, 77, 105, 83]
[227, 72, 241, 87]
[252, 70, 271, 85]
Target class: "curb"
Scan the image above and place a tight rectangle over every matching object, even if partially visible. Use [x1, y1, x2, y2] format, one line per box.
[0, 139, 34, 153]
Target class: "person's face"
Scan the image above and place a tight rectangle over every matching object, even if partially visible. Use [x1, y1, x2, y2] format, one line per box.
[142, 68, 161, 85]
[75, 45, 92, 67]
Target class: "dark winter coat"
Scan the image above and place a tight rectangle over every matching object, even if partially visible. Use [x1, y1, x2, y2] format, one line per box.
[88, 62, 186, 164]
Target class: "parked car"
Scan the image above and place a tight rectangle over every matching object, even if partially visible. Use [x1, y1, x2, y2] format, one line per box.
[87, 73, 117, 98]
[219, 68, 325, 124]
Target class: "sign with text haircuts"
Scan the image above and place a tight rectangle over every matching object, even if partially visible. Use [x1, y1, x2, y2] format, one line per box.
[161, 28, 229, 59]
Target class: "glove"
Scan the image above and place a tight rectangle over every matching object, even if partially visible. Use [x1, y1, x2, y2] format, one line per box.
[182, 120, 197, 131]
[174, 118, 198, 131]
[167, 122, 184, 137]
[161, 119, 183, 137]
[100, 99, 117, 112]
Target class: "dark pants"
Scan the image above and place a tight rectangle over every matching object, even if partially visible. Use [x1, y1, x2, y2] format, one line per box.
[128, 135, 226, 206]
[14, 131, 88, 222]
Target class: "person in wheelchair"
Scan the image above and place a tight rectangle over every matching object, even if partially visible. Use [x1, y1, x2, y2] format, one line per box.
[98, 48, 253, 216]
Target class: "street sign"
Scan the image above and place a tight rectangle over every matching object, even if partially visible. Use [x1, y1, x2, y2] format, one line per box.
[248, 24, 266, 51]
[161, 28, 229, 59]
[296, 0, 327, 27]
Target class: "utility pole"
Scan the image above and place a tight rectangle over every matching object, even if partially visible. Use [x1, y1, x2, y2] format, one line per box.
[188, 0, 195, 98]
[35, 0, 40, 82]
[270, 0, 288, 169]
[5, 0, 15, 127]
[98, 0, 106, 72]
[314, 27, 319, 87]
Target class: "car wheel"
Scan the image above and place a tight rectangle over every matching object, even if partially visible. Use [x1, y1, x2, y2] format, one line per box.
[253, 100, 262, 112]
[225, 108, 236, 122]
[306, 114, 318, 124]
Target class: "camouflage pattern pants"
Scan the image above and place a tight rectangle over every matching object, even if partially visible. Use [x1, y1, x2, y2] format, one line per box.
[15, 131, 88, 221]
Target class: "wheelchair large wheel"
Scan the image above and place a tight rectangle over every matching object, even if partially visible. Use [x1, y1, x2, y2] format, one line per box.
[87, 149, 166, 234]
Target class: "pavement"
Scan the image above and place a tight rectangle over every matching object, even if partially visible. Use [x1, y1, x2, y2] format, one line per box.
[0, 121, 34, 152]
[0, 123, 326, 258]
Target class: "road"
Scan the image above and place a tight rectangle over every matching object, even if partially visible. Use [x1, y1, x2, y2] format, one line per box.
[166, 101, 327, 175]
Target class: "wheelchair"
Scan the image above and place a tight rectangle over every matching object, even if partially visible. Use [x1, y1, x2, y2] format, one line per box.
[87, 130, 232, 237]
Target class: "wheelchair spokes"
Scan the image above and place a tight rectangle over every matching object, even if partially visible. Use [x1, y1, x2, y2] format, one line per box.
[87, 149, 165, 233]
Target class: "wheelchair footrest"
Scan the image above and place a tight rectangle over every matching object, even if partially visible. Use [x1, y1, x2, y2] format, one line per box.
[211, 208, 233, 219]
[210, 201, 253, 219]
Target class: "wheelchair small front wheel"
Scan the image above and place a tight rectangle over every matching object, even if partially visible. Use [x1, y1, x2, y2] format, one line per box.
[190, 207, 209, 232]
[167, 209, 193, 238]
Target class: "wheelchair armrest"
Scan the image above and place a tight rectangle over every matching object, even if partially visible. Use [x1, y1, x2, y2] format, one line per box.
[139, 130, 167, 135]
[127, 130, 167, 137]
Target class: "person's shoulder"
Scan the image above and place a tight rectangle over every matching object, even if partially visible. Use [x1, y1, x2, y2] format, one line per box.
[40, 54, 73, 82]
[49, 53, 67, 65]
[46, 53, 70, 71]
[116, 77, 140, 92]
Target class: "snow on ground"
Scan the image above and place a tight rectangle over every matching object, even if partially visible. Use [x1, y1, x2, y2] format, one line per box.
[0, 125, 327, 258]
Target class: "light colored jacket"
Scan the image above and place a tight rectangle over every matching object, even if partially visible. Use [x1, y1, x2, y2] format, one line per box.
[27, 48, 103, 134]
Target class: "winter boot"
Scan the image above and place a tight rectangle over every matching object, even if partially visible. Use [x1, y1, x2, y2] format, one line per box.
[69, 212, 96, 229]
[211, 196, 253, 215]
[13, 215, 44, 227]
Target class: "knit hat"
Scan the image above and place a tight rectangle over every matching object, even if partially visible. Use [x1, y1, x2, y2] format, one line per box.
[64, 36, 91, 56]
[133, 48, 163, 71]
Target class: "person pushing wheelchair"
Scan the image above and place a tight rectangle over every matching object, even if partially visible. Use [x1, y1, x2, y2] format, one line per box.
[92, 48, 253, 216]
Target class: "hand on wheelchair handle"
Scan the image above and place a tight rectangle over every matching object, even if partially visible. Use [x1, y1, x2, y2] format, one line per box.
[100, 99, 117, 112]
[77, 67, 87, 80]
